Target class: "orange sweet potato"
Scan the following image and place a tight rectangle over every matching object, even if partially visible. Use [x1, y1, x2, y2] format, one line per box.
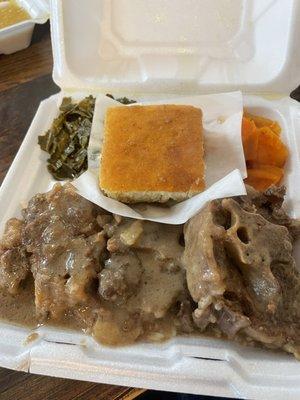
[244, 112, 281, 136]
[242, 112, 288, 191]
[242, 117, 259, 162]
[245, 165, 284, 191]
[256, 127, 288, 168]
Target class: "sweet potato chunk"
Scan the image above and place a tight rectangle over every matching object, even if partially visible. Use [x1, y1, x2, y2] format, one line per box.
[256, 127, 288, 168]
[242, 113, 288, 191]
[242, 117, 259, 162]
[244, 112, 281, 136]
[245, 165, 284, 191]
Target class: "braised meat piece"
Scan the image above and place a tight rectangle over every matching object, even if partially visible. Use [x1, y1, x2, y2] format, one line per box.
[183, 186, 300, 357]
[95, 217, 186, 343]
[99, 252, 143, 304]
[23, 183, 99, 236]
[0, 218, 24, 250]
[102, 218, 185, 319]
[31, 234, 105, 319]
[95, 250, 185, 345]
[22, 184, 107, 319]
[107, 219, 183, 268]
[239, 185, 300, 239]
[176, 298, 195, 333]
[0, 183, 187, 343]
[224, 198, 290, 314]
[0, 247, 29, 295]
[0, 218, 29, 294]
[1, 181, 300, 355]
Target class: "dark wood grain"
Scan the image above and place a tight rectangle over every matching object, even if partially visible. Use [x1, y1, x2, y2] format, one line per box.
[0, 368, 145, 400]
[0, 74, 59, 184]
[0, 24, 53, 92]
[0, 22, 144, 400]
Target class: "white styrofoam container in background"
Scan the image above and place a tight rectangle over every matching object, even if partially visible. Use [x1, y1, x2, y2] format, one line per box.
[0, 0, 49, 54]
[0, 1, 300, 398]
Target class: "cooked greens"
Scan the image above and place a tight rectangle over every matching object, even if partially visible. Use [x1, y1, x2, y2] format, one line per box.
[38, 94, 137, 181]
[38, 96, 95, 180]
[106, 93, 137, 104]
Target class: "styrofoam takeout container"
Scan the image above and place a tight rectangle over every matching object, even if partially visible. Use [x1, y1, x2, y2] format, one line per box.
[0, 0, 300, 398]
[0, 0, 49, 54]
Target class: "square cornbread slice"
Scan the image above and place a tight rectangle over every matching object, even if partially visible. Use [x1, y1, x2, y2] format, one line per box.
[99, 104, 205, 203]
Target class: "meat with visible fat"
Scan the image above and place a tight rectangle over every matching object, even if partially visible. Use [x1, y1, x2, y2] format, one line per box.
[0, 247, 29, 295]
[183, 186, 300, 357]
[0, 218, 29, 294]
[0, 218, 24, 249]
[22, 184, 107, 319]
[107, 219, 183, 267]
[1, 183, 300, 357]
[99, 252, 143, 304]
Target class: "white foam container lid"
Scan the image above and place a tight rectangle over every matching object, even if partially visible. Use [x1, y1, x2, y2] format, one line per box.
[52, 0, 300, 95]
[1, 0, 300, 398]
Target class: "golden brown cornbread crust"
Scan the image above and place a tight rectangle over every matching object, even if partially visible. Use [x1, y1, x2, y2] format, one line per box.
[100, 104, 205, 203]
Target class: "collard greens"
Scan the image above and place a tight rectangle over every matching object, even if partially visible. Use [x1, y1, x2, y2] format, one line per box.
[38, 94, 136, 181]
[106, 93, 137, 105]
[38, 96, 95, 180]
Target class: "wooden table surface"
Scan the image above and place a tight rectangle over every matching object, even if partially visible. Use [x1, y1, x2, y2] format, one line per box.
[0, 22, 145, 400]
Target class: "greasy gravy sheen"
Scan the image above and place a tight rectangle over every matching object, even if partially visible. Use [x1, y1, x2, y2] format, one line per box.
[0, 277, 36, 327]
[0, 277, 80, 330]
[0, 1, 30, 30]
[0, 253, 185, 345]
[0, 184, 186, 346]
[131, 251, 184, 318]
[2, 183, 300, 357]
[92, 251, 185, 346]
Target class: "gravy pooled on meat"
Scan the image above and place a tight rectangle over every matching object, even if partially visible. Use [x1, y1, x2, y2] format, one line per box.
[1, 183, 300, 357]
[0, 184, 187, 345]
[183, 185, 300, 358]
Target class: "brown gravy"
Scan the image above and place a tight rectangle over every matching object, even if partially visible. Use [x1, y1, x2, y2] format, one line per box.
[0, 277, 36, 328]
[0, 184, 188, 345]
[1, 183, 300, 359]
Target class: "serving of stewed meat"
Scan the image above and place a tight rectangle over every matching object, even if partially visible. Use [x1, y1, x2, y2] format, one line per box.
[183, 186, 300, 358]
[0, 183, 300, 357]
